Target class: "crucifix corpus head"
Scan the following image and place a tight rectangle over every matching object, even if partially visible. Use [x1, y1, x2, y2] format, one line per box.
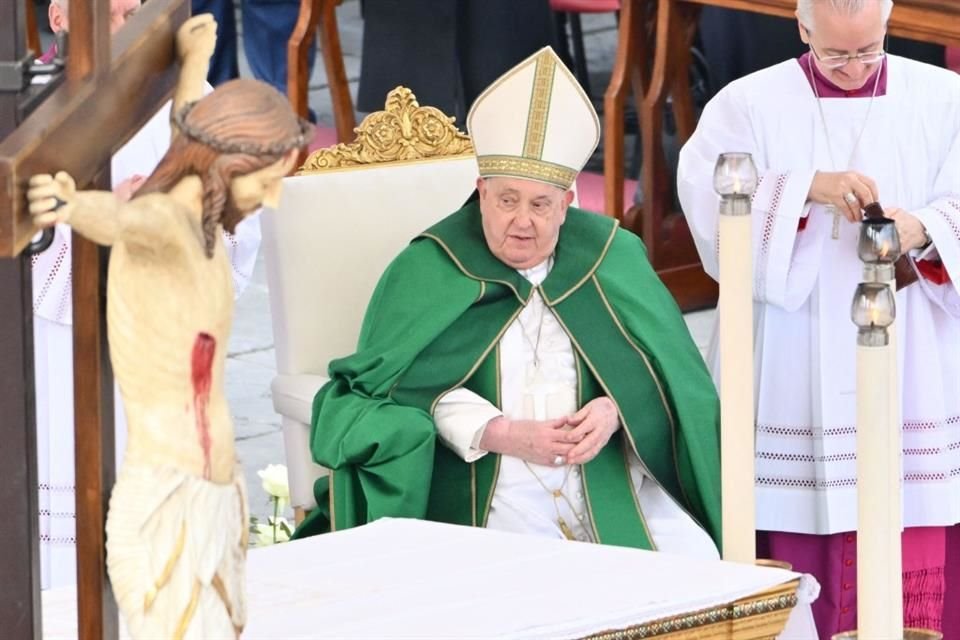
[138, 79, 314, 256]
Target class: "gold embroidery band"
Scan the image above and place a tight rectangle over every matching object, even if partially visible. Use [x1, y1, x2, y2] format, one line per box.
[477, 155, 577, 189]
[523, 53, 556, 160]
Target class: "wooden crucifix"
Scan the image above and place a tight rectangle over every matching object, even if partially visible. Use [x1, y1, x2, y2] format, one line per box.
[0, 0, 189, 637]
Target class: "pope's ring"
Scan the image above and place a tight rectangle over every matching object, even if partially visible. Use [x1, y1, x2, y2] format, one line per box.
[553, 455, 564, 466]
[843, 192, 858, 205]
[51, 196, 68, 210]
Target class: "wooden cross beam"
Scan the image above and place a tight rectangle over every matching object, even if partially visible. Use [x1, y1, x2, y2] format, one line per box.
[0, 0, 189, 638]
[0, 0, 191, 257]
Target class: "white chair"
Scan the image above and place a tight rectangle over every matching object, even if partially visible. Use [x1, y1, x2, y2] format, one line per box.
[262, 87, 479, 519]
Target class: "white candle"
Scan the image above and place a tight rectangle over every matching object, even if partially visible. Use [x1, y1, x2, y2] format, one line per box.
[856, 341, 901, 637]
[714, 152, 759, 565]
[852, 281, 902, 639]
[718, 211, 756, 564]
[883, 272, 904, 635]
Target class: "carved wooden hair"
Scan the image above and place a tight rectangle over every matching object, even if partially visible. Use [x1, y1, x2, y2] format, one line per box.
[138, 79, 312, 257]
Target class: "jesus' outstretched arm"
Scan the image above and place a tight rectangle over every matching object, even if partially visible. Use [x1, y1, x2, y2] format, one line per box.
[26, 171, 182, 251]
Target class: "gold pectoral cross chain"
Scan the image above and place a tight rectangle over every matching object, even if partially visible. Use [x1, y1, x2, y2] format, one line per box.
[557, 516, 577, 541]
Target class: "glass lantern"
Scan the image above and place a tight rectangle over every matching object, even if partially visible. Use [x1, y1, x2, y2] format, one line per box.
[851, 282, 896, 346]
[714, 152, 758, 215]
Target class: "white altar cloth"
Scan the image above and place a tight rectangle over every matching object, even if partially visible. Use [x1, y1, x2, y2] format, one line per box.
[42, 518, 817, 639]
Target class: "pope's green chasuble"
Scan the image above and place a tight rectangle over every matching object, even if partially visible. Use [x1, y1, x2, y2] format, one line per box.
[295, 202, 721, 550]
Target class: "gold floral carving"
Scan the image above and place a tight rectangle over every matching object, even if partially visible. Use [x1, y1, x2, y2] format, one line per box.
[297, 86, 474, 173]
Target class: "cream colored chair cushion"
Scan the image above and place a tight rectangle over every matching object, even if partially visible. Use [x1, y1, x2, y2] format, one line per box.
[262, 156, 479, 509]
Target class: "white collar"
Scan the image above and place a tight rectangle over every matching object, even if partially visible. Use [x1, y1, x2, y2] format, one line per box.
[518, 255, 554, 286]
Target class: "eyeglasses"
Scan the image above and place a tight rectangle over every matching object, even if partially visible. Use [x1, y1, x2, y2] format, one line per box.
[810, 45, 886, 69]
[804, 28, 887, 69]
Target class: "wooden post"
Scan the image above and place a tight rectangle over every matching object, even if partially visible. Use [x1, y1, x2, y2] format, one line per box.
[72, 225, 118, 639]
[287, 0, 356, 145]
[317, 0, 356, 142]
[0, 258, 42, 640]
[0, 1, 43, 637]
[602, 0, 648, 224]
[65, 1, 120, 636]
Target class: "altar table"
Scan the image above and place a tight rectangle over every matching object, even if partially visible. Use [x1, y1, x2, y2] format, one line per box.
[43, 518, 817, 639]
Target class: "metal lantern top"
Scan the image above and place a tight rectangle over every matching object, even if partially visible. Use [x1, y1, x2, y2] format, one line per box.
[713, 152, 758, 199]
[851, 281, 896, 346]
[859, 203, 901, 265]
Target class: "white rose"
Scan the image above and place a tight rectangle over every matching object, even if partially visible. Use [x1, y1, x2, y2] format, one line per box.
[270, 516, 293, 543]
[252, 522, 276, 547]
[252, 516, 293, 546]
[257, 464, 290, 501]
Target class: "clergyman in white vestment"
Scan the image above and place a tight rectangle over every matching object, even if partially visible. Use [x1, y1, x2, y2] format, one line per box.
[678, 0, 960, 636]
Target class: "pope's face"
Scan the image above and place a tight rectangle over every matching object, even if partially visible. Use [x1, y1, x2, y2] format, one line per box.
[798, 2, 886, 91]
[477, 177, 573, 270]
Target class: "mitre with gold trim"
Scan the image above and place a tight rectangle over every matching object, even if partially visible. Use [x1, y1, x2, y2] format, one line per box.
[466, 46, 600, 191]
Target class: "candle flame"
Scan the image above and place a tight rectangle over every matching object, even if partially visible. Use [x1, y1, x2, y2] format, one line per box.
[733, 175, 742, 194]
[879, 241, 890, 259]
[870, 306, 880, 326]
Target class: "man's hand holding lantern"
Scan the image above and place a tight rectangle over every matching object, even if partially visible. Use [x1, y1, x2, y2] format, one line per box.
[884, 206, 930, 253]
[808, 170, 879, 222]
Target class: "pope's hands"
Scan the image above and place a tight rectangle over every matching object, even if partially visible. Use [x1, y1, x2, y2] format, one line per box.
[28, 172, 76, 227]
[479, 396, 621, 467]
[808, 170, 879, 222]
[176, 14, 217, 65]
[563, 397, 620, 466]
[884, 207, 929, 253]
[480, 415, 575, 466]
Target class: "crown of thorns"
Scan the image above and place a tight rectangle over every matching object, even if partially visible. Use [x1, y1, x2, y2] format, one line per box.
[173, 101, 312, 156]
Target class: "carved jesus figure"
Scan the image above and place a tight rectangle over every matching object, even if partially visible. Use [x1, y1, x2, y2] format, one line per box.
[26, 14, 311, 639]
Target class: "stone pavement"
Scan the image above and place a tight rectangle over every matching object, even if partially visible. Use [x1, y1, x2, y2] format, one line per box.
[229, 0, 717, 521]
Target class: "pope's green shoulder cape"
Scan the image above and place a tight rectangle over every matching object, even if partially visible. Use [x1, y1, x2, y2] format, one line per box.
[294, 202, 721, 550]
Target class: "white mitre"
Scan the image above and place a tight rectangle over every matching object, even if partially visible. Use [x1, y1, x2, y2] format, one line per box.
[466, 46, 600, 190]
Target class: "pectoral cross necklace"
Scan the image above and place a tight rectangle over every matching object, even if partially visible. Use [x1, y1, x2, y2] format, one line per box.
[517, 292, 550, 417]
[517, 297, 546, 366]
[516, 294, 588, 541]
[807, 56, 882, 240]
[523, 461, 587, 541]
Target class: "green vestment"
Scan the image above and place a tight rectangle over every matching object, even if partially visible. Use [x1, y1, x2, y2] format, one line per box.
[294, 202, 721, 550]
